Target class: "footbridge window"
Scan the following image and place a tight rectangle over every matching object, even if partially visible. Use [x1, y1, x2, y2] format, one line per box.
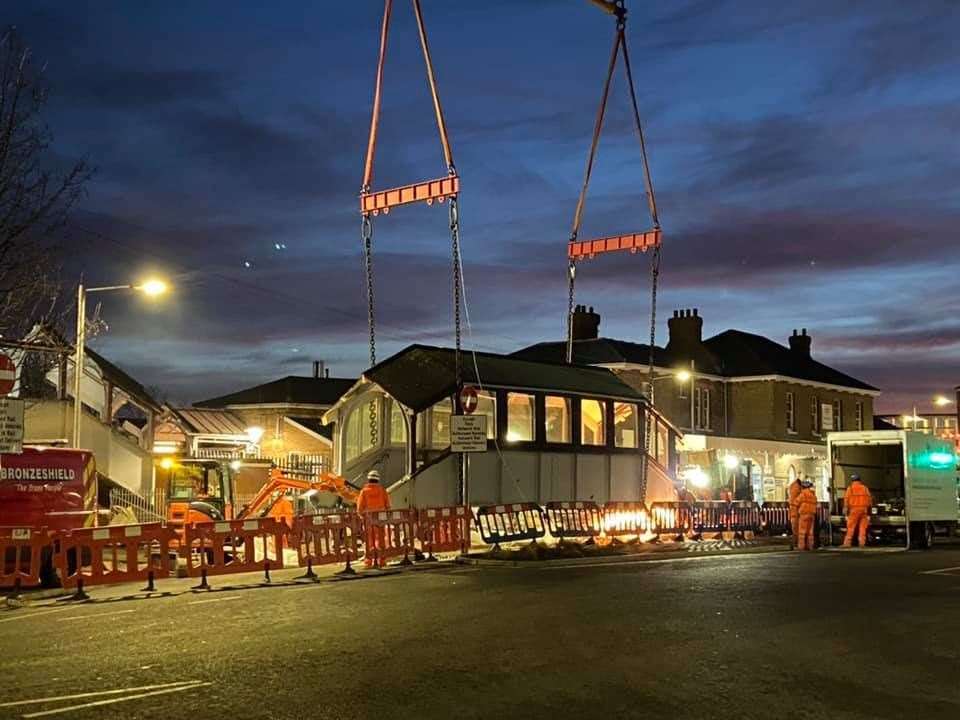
[581, 399, 606, 446]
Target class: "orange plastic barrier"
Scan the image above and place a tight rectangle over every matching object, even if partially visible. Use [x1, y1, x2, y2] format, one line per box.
[544, 501, 603, 540]
[648, 501, 693, 541]
[56, 523, 178, 593]
[293, 511, 361, 574]
[363, 509, 416, 566]
[184, 517, 287, 584]
[601, 501, 650, 539]
[417, 506, 471, 559]
[1, 527, 49, 592]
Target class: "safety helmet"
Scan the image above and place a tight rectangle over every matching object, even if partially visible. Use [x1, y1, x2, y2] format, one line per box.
[366, 469, 381, 483]
[802, 480, 814, 488]
[850, 473, 861, 482]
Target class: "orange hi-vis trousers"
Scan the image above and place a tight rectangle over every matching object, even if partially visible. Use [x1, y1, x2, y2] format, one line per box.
[844, 510, 869, 547]
[364, 526, 386, 567]
[797, 514, 816, 550]
[790, 511, 800, 540]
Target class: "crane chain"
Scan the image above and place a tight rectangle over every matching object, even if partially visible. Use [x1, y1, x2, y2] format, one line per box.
[565, 259, 576, 364]
[449, 194, 465, 503]
[361, 212, 378, 449]
[639, 244, 661, 504]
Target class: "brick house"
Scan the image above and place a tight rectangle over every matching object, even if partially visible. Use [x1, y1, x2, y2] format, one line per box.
[514, 306, 879, 501]
[192, 363, 355, 472]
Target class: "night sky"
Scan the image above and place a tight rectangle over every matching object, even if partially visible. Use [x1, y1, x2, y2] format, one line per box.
[12, 1, 959, 412]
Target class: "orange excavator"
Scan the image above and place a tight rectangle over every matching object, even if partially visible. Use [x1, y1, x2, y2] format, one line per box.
[160, 459, 360, 533]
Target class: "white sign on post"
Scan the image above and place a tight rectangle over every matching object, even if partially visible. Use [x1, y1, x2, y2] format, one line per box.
[0, 397, 24, 453]
[821, 402, 834, 432]
[451, 415, 487, 453]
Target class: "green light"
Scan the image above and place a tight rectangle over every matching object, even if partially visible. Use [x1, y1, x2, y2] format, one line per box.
[927, 451, 956, 469]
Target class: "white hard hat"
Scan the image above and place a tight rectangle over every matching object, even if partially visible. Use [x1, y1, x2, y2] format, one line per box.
[366, 469, 381, 482]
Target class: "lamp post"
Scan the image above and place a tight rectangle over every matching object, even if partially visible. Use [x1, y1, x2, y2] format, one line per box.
[72, 279, 168, 448]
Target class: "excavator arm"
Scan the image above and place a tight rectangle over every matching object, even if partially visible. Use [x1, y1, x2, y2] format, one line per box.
[237, 467, 360, 520]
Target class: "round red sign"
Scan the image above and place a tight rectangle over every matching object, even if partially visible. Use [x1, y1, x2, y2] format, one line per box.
[0, 353, 15, 396]
[459, 385, 479, 414]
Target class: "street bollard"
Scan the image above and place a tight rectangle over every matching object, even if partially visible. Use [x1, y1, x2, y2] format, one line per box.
[299, 558, 317, 581]
[336, 553, 356, 577]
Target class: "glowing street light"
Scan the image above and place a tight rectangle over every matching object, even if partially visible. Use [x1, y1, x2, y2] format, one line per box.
[72, 277, 170, 448]
[933, 395, 953, 407]
[675, 369, 691, 383]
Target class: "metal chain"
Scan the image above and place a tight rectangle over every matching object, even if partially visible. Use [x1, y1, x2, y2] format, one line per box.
[639, 244, 661, 503]
[361, 213, 378, 449]
[450, 195, 463, 387]
[565, 260, 576, 363]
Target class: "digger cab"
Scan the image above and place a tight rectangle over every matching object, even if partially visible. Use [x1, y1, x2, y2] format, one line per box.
[163, 459, 233, 529]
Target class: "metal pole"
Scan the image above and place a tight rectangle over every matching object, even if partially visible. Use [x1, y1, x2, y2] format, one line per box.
[71, 284, 86, 448]
[689, 359, 695, 431]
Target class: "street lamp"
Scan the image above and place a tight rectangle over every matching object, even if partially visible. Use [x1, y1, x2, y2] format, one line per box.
[933, 395, 953, 408]
[72, 278, 169, 448]
[650, 363, 696, 430]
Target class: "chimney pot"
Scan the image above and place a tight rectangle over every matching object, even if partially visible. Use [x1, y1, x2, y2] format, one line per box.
[571, 304, 601, 341]
[789, 329, 812, 357]
[667, 307, 704, 349]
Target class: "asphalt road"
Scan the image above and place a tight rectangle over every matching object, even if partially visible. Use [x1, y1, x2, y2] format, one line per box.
[2, 547, 960, 720]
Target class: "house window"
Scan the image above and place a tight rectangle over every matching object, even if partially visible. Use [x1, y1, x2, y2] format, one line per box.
[833, 400, 842, 431]
[506, 392, 535, 442]
[655, 420, 669, 467]
[389, 400, 406, 445]
[545, 395, 571, 443]
[693, 387, 712, 431]
[614, 402, 638, 448]
[581, 399, 606, 446]
[345, 399, 379, 462]
[811, 396, 821, 435]
[476, 391, 497, 439]
[855, 401, 864, 431]
[430, 398, 452, 449]
[786, 391, 796, 433]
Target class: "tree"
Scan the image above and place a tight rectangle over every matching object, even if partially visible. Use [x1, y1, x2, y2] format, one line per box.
[0, 27, 90, 339]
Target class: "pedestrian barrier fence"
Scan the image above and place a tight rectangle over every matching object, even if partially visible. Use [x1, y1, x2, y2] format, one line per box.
[1, 527, 49, 592]
[363, 509, 416, 565]
[727, 502, 760, 537]
[417, 506, 471, 558]
[601, 502, 650, 538]
[293, 512, 360, 571]
[184, 517, 288, 581]
[544, 501, 603, 540]
[475, 503, 546, 546]
[648, 502, 693, 541]
[56, 523, 178, 591]
[759, 502, 791, 535]
[689, 501, 732, 537]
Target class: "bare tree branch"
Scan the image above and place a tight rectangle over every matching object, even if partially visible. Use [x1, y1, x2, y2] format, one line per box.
[0, 27, 92, 340]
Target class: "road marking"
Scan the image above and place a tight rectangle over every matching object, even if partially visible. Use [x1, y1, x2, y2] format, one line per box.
[21, 682, 211, 718]
[0, 607, 74, 624]
[57, 609, 136, 622]
[0, 682, 198, 708]
[920, 566, 960, 576]
[187, 594, 242, 605]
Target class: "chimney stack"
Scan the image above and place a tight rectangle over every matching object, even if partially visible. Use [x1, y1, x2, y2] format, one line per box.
[571, 304, 601, 341]
[667, 308, 703, 350]
[788, 329, 812, 358]
[312, 360, 325, 378]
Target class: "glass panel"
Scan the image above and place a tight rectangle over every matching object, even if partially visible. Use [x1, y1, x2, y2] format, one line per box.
[477, 391, 496, 439]
[614, 402, 638, 448]
[507, 392, 535, 442]
[656, 422, 668, 467]
[581, 399, 606, 446]
[545, 396, 571, 443]
[345, 406, 361, 462]
[389, 400, 406, 445]
[430, 398, 452, 449]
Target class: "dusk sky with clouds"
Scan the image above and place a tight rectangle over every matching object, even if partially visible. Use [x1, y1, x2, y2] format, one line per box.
[11, 1, 959, 412]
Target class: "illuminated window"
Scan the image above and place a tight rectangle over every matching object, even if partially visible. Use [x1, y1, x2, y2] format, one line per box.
[656, 421, 668, 467]
[614, 402, 638, 448]
[507, 392, 534, 442]
[581, 399, 606, 446]
[477, 391, 497, 439]
[430, 398, 452, 449]
[545, 396, 571, 443]
[389, 400, 406, 445]
[786, 391, 796, 432]
[345, 399, 379, 462]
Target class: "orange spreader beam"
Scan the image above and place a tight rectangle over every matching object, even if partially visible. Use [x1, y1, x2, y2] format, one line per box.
[360, 175, 459, 215]
[568, 228, 661, 260]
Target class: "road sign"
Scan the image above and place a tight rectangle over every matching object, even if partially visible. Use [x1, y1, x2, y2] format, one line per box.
[451, 415, 487, 452]
[0, 353, 15, 396]
[0, 397, 24, 453]
[459, 385, 479, 414]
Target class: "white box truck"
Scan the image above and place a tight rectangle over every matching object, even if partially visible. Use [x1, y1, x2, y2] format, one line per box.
[827, 430, 958, 549]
